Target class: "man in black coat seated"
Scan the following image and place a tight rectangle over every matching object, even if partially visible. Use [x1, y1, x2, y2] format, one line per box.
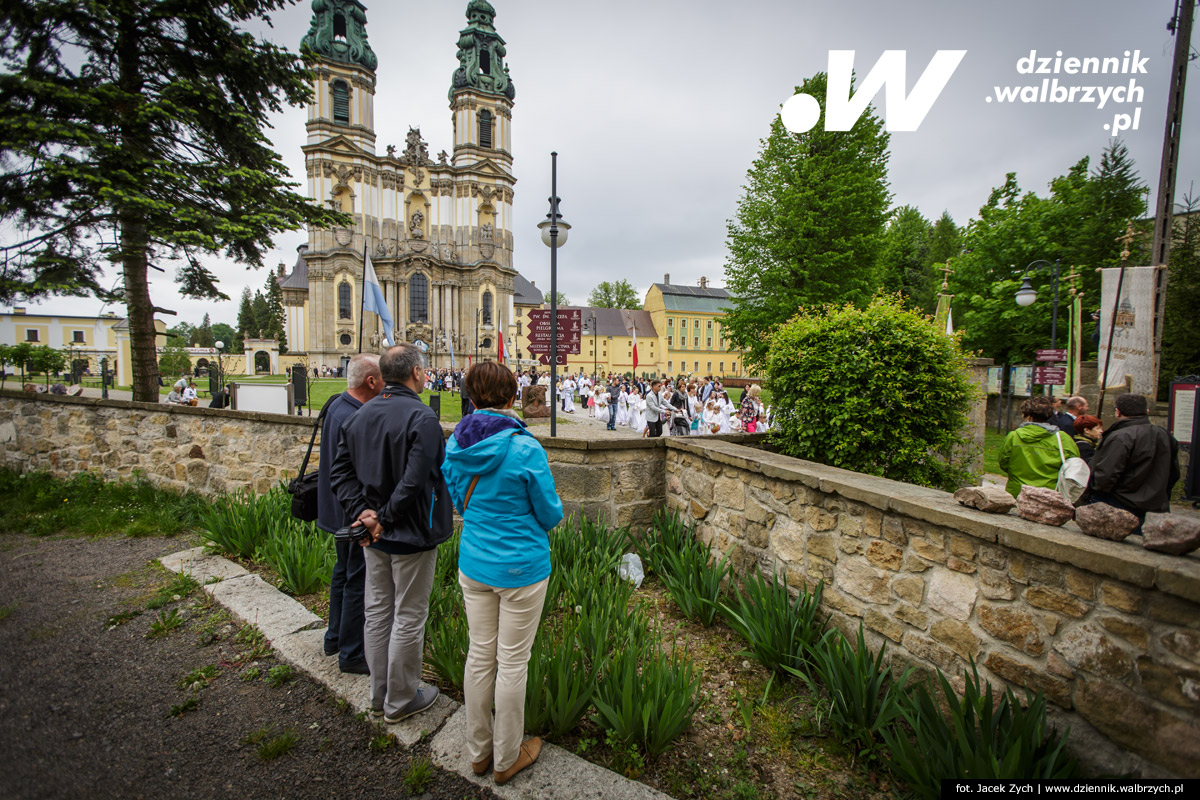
[1088, 393, 1180, 532]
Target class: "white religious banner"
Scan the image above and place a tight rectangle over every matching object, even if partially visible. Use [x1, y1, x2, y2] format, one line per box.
[1097, 266, 1159, 396]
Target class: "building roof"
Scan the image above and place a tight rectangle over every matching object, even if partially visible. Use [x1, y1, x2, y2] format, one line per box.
[652, 283, 733, 314]
[513, 272, 542, 305]
[280, 249, 309, 290]
[564, 307, 657, 338]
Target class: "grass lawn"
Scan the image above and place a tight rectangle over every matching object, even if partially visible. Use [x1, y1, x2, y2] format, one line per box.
[983, 430, 1005, 476]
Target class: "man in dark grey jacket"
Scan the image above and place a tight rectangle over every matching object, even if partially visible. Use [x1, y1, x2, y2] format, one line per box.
[331, 343, 452, 723]
[318, 353, 381, 675]
[1089, 393, 1180, 529]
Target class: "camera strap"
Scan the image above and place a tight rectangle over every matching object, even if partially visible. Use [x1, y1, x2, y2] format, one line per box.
[298, 395, 337, 478]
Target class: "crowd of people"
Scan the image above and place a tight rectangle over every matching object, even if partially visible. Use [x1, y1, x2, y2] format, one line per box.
[504, 370, 771, 437]
[998, 392, 1181, 534]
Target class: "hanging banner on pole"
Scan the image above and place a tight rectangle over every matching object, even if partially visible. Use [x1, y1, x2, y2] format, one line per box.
[1097, 266, 1158, 396]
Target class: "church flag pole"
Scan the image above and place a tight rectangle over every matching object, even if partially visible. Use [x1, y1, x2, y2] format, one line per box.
[357, 242, 367, 353]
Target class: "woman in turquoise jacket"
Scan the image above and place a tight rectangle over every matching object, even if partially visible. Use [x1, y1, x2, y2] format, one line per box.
[442, 361, 563, 786]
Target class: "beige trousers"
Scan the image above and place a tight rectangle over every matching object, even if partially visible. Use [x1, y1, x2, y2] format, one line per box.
[458, 571, 549, 772]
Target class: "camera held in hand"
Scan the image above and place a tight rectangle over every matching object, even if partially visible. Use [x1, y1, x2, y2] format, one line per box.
[334, 522, 370, 544]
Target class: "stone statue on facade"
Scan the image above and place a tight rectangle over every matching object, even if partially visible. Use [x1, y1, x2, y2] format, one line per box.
[404, 127, 429, 163]
[410, 209, 425, 238]
[386, 144, 396, 158]
[480, 222, 493, 242]
[438, 150, 448, 165]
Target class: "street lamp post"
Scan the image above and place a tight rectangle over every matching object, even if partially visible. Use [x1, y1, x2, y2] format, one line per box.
[214, 340, 225, 393]
[475, 309, 480, 363]
[1014, 259, 1064, 395]
[537, 152, 571, 438]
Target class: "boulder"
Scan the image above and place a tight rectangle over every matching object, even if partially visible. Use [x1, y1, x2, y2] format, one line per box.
[1016, 485, 1075, 527]
[1142, 513, 1200, 555]
[1075, 503, 1139, 542]
[954, 485, 1017, 513]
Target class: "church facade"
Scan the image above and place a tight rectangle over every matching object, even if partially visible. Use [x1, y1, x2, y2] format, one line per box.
[281, 0, 518, 370]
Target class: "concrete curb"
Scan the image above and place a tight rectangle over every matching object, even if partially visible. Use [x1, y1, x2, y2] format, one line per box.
[160, 548, 672, 799]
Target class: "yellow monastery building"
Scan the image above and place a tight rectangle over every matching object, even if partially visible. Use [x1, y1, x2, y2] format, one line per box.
[510, 275, 753, 379]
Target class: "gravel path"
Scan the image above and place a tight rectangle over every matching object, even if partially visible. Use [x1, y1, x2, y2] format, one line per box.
[0, 533, 498, 800]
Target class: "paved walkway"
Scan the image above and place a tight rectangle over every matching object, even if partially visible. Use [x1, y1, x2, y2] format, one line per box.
[160, 547, 672, 800]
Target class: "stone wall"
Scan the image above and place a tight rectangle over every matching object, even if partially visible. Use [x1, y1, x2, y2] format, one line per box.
[0, 390, 317, 495]
[664, 436, 1200, 778]
[0, 390, 747, 529]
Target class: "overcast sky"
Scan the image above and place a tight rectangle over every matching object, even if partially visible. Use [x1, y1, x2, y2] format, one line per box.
[12, 0, 1198, 327]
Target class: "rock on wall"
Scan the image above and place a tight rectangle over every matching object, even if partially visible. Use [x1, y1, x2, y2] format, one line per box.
[664, 436, 1200, 779]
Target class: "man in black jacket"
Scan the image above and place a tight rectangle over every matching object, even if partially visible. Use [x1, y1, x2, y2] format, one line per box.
[1089, 393, 1180, 530]
[331, 343, 451, 723]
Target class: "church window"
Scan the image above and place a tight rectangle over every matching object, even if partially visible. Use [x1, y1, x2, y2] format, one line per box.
[338, 281, 352, 320]
[479, 110, 493, 149]
[482, 291, 493, 325]
[333, 12, 347, 41]
[409, 273, 429, 323]
[479, 49, 491, 75]
[331, 80, 350, 124]
[340, 333, 352, 346]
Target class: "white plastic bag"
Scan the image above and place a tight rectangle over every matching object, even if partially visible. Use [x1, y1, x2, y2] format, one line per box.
[618, 553, 644, 588]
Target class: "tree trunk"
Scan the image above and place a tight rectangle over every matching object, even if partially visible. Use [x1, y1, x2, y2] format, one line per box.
[116, 10, 160, 404]
[122, 215, 159, 402]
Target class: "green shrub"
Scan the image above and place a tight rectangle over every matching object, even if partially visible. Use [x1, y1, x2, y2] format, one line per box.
[423, 572, 469, 691]
[791, 624, 912, 756]
[721, 566, 825, 676]
[593, 633, 701, 757]
[651, 519, 731, 626]
[635, 508, 692, 577]
[764, 296, 979, 491]
[255, 519, 334, 596]
[882, 662, 1078, 798]
[524, 618, 595, 738]
[198, 487, 287, 559]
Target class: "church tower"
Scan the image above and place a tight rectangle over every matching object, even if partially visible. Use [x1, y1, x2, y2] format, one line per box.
[449, 0, 515, 170]
[302, 0, 377, 156]
[285, 1, 520, 371]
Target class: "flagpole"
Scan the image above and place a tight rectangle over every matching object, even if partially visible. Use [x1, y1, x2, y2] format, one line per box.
[358, 243, 367, 353]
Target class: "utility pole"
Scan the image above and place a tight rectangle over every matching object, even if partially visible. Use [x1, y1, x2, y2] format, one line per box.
[1151, 0, 1195, 381]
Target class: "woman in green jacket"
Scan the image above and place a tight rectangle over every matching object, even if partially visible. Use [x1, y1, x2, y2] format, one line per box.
[998, 396, 1081, 498]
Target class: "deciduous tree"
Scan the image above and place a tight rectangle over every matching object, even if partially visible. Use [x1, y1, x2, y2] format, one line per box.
[587, 280, 642, 309]
[0, 0, 346, 401]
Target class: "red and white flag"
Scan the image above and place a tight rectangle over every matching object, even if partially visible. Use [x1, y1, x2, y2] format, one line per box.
[498, 333, 505, 363]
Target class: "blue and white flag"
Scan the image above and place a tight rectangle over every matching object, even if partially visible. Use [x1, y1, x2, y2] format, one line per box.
[362, 251, 394, 346]
[447, 329, 456, 369]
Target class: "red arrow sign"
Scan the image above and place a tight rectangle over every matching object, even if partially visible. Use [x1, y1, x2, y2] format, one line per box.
[1033, 367, 1067, 385]
[537, 353, 569, 366]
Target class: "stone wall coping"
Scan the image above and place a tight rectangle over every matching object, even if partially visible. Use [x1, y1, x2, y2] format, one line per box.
[665, 436, 1200, 603]
[0, 388, 317, 428]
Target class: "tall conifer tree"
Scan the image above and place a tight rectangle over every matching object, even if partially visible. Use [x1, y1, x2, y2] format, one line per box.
[724, 72, 892, 366]
[0, 0, 346, 400]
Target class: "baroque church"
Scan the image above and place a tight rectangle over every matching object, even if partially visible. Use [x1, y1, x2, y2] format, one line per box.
[280, 0, 519, 371]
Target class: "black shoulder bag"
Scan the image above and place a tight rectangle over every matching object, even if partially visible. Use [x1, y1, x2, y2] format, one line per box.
[288, 397, 336, 522]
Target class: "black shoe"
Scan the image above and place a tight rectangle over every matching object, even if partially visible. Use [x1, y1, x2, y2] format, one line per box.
[339, 659, 370, 675]
[323, 643, 338, 657]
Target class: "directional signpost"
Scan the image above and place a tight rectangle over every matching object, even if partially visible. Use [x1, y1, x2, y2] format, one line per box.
[1033, 367, 1067, 386]
[527, 309, 581, 366]
[1034, 348, 1068, 390]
